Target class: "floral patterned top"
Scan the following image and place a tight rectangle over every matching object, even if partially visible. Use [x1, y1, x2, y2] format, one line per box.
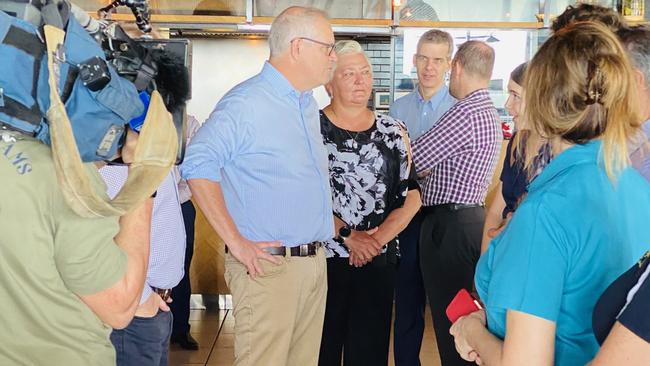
[320, 111, 417, 258]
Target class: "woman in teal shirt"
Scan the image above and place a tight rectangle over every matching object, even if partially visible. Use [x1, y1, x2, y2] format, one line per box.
[449, 22, 650, 366]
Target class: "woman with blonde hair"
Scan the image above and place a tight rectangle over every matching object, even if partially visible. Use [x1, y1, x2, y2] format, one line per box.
[450, 21, 650, 366]
[317, 40, 421, 365]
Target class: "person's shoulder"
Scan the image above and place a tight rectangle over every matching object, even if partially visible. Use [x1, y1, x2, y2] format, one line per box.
[220, 73, 265, 104]
[376, 113, 408, 134]
[206, 75, 266, 124]
[390, 91, 416, 109]
[377, 112, 405, 126]
[389, 91, 417, 115]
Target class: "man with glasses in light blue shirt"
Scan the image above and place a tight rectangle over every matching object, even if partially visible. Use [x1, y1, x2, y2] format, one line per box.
[389, 29, 456, 366]
[181, 6, 337, 366]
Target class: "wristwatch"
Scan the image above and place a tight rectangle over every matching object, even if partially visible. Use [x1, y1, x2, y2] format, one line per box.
[338, 226, 351, 242]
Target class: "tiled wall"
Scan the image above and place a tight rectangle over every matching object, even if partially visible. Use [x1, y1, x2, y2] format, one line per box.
[359, 38, 416, 93]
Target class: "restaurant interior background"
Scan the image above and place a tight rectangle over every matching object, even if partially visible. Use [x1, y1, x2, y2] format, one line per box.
[75, 0, 650, 300]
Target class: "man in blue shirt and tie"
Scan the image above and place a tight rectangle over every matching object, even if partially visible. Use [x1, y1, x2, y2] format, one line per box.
[181, 6, 337, 366]
[389, 29, 456, 366]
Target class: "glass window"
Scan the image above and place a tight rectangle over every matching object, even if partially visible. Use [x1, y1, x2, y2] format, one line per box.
[73, 0, 246, 16]
[548, 0, 617, 20]
[253, 0, 391, 19]
[398, 0, 541, 22]
[393, 28, 546, 124]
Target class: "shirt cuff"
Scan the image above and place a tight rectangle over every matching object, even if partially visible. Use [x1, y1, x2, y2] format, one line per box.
[181, 163, 223, 182]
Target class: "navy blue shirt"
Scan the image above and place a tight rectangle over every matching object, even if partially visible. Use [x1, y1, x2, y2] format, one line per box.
[593, 250, 650, 344]
[500, 133, 552, 218]
[499, 137, 527, 218]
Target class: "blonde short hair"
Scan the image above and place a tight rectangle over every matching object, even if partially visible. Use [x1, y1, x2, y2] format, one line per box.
[333, 40, 371, 66]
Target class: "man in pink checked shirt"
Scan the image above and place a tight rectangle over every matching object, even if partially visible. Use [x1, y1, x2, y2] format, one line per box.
[411, 40, 502, 366]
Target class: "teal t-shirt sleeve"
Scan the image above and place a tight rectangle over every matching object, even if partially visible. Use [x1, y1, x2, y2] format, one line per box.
[52, 168, 127, 296]
[487, 199, 569, 322]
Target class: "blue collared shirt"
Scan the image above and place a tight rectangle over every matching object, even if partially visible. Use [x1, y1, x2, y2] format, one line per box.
[181, 62, 334, 246]
[99, 167, 186, 304]
[389, 85, 456, 139]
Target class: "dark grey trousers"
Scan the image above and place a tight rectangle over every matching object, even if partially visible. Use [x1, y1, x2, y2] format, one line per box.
[419, 206, 484, 366]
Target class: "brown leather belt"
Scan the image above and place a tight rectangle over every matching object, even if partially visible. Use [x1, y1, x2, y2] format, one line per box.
[264, 241, 322, 257]
[151, 287, 172, 302]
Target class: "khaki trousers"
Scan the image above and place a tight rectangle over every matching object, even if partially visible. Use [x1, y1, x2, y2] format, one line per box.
[224, 248, 327, 366]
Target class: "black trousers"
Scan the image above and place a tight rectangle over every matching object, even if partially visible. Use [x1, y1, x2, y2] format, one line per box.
[419, 206, 484, 366]
[170, 200, 196, 336]
[393, 212, 426, 366]
[319, 257, 397, 366]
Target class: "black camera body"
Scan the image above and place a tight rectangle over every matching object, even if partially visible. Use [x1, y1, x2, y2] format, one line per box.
[79, 7, 192, 165]
[98, 31, 192, 164]
[0, 0, 191, 163]
[78, 56, 111, 91]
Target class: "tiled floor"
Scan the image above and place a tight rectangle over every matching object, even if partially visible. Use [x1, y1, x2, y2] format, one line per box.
[169, 298, 441, 366]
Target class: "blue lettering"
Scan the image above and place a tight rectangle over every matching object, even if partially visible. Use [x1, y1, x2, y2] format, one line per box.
[3, 143, 13, 157]
[17, 164, 32, 175]
[1, 144, 32, 175]
[12, 152, 28, 166]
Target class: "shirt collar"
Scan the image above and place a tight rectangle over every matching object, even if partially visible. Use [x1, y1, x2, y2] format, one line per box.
[643, 119, 650, 138]
[260, 61, 313, 99]
[462, 88, 490, 101]
[416, 85, 449, 107]
[528, 140, 601, 193]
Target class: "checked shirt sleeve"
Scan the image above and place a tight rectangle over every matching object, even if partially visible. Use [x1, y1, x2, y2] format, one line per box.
[412, 109, 472, 173]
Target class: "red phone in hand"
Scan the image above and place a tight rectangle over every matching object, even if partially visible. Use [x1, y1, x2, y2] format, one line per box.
[446, 288, 483, 323]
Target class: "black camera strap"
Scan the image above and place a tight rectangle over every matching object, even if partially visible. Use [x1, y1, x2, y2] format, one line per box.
[0, 25, 45, 129]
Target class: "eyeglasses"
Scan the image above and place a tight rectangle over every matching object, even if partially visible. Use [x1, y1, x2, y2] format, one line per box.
[414, 54, 447, 66]
[293, 37, 335, 56]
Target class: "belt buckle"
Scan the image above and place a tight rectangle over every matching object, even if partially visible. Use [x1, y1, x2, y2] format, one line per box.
[154, 288, 171, 302]
[300, 244, 308, 257]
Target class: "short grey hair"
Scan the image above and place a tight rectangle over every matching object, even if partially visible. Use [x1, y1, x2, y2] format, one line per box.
[618, 25, 650, 89]
[417, 29, 453, 58]
[333, 40, 371, 65]
[268, 6, 330, 57]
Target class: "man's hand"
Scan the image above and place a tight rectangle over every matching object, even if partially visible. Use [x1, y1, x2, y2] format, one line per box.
[134, 292, 169, 318]
[346, 228, 380, 266]
[228, 237, 283, 278]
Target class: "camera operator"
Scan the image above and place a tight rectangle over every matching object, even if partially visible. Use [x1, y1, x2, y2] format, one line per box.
[0, 125, 153, 365]
[0, 1, 183, 364]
